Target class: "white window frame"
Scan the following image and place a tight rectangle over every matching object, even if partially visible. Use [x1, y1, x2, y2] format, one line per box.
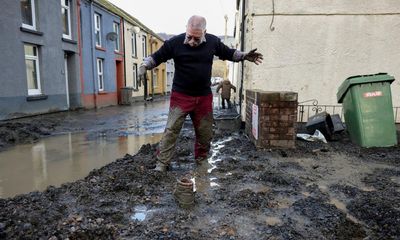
[21, 0, 37, 30]
[133, 63, 138, 90]
[97, 58, 104, 91]
[142, 35, 147, 58]
[113, 22, 120, 52]
[131, 32, 137, 57]
[94, 13, 102, 47]
[61, 0, 72, 39]
[24, 44, 41, 95]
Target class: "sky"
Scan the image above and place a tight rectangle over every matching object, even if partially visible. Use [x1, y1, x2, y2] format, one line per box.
[107, 0, 237, 36]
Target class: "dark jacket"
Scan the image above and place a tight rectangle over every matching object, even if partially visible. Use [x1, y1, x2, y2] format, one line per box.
[216, 80, 236, 99]
[151, 33, 236, 96]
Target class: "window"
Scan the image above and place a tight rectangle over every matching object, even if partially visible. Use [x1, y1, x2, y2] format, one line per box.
[97, 58, 104, 91]
[131, 32, 137, 57]
[94, 13, 102, 47]
[142, 35, 147, 58]
[21, 0, 36, 30]
[133, 63, 138, 90]
[61, 0, 71, 39]
[24, 44, 41, 95]
[113, 22, 120, 52]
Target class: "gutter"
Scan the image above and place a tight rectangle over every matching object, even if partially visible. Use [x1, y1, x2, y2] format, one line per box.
[238, 0, 246, 117]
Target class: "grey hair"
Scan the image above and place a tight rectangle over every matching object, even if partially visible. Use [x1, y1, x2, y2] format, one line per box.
[187, 15, 207, 31]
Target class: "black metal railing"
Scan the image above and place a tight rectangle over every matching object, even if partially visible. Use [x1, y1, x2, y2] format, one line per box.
[298, 99, 399, 123]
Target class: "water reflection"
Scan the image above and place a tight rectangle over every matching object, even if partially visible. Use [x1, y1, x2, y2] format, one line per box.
[0, 132, 162, 198]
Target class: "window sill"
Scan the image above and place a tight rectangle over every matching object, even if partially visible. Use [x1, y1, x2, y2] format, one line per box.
[20, 27, 43, 36]
[96, 46, 106, 52]
[62, 38, 77, 44]
[26, 94, 48, 101]
[114, 51, 123, 55]
[98, 91, 108, 95]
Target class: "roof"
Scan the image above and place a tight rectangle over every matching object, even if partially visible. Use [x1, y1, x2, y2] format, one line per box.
[93, 0, 164, 42]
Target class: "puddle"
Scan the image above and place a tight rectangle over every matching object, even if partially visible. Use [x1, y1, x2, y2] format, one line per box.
[207, 137, 233, 174]
[0, 132, 162, 198]
[130, 205, 149, 222]
[192, 176, 220, 193]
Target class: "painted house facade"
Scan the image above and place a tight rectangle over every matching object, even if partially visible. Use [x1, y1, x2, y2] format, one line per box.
[0, 0, 81, 120]
[148, 35, 167, 97]
[0, 0, 172, 120]
[234, 0, 400, 120]
[80, 0, 124, 108]
[90, 0, 168, 102]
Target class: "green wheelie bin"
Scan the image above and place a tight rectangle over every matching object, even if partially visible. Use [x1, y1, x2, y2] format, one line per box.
[337, 73, 397, 147]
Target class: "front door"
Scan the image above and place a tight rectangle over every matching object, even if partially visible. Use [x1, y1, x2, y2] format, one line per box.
[116, 60, 123, 104]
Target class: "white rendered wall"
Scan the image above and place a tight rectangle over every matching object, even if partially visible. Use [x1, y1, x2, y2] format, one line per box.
[238, 0, 400, 112]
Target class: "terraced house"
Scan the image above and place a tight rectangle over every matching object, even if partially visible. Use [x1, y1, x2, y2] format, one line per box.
[0, 0, 81, 120]
[99, 2, 168, 102]
[0, 0, 170, 120]
[79, 0, 125, 108]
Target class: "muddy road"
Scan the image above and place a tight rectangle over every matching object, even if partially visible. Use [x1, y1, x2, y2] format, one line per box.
[0, 100, 169, 152]
[1, 119, 399, 239]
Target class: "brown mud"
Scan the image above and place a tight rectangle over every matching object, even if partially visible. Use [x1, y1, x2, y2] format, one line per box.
[1, 122, 399, 239]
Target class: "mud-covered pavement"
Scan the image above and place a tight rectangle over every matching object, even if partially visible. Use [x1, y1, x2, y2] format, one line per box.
[1, 115, 400, 239]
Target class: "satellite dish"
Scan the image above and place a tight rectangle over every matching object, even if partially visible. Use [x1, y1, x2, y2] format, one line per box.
[106, 32, 118, 41]
[132, 26, 141, 34]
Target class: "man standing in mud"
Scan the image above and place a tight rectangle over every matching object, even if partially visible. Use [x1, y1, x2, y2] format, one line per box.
[139, 15, 263, 172]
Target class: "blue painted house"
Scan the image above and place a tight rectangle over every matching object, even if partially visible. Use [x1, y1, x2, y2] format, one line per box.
[79, 0, 124, 108]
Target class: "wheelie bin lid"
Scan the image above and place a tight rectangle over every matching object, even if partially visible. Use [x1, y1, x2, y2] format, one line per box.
[337, 73, 395, 103]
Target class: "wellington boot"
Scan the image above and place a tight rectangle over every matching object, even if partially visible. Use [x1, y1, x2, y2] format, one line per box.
[173, 178, 195, 208]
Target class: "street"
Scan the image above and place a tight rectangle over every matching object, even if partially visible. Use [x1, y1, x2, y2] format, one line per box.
[0, 97, 399, 239]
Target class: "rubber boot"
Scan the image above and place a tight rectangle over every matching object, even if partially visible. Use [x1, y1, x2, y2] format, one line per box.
[173, 178, 195, 208]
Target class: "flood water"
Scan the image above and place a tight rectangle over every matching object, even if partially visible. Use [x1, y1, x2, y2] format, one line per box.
[0, 132, 162, 198]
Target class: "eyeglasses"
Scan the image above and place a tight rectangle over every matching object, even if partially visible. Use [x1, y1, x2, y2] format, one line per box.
[186, 35, 201, 42]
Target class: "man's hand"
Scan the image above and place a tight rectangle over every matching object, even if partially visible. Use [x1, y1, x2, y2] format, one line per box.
[244, 48, 263, 65]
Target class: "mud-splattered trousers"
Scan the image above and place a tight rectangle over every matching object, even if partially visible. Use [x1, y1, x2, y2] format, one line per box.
[157, 91, 213, 165]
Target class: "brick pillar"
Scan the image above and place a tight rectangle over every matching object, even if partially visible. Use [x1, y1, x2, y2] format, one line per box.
[245, 90, 298, 148]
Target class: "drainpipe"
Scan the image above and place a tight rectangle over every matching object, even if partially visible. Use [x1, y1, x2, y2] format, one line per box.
[238, 0, 246, 117]
[89, 0, 97, 108]
[122, 20, 126, 87]
[77, 0, 85, 107]
[149, 36, 154, 100]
